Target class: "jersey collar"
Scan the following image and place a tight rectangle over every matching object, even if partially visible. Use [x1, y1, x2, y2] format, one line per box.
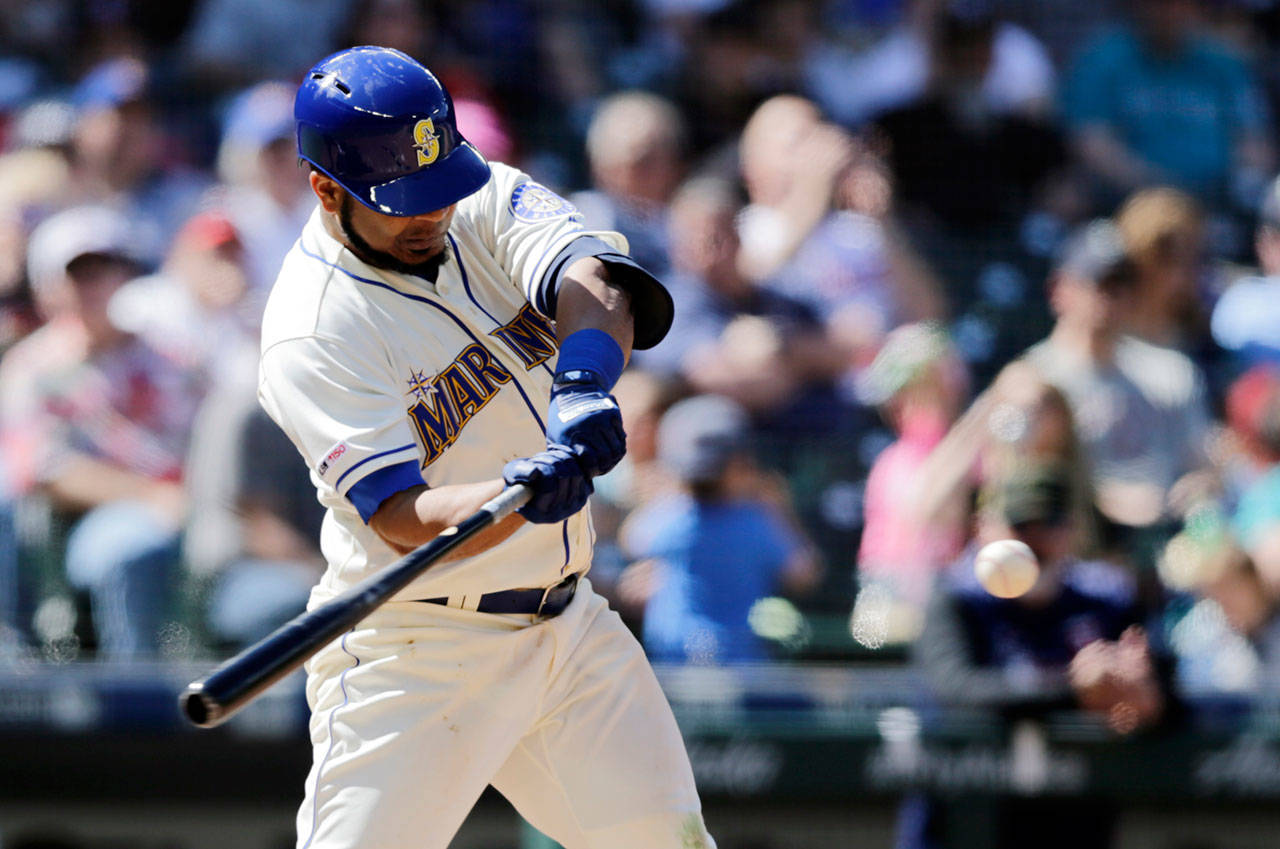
[302, 206, 452, 297]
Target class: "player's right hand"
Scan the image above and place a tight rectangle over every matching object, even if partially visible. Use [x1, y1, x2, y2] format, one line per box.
[502, 444, 594, 524]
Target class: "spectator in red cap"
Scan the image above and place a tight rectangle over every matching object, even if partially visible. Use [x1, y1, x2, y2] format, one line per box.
[1225, 366, 1280, 474]
[109, 210, 256, 387]
[1223, 368, 1280, 572]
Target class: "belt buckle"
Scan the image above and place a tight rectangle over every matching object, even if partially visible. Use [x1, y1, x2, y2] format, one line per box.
[534, 574, 579, 622]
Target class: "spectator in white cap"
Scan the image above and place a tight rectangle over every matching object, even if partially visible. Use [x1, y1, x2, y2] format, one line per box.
[0, 205, 201, 659]
[23, 204, 138, 321]
[1211, 174, 1280, 367]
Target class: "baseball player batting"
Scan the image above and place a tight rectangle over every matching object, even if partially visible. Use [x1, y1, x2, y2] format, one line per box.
[255, 46, 715, 849]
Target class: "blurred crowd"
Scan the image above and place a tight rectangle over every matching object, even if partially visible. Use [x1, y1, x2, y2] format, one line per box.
[3, 0, 1280, 759]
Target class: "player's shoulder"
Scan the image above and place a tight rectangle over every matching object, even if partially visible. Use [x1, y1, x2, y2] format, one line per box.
[456, 160, 582, 227]
[260, 248, 343, 350]
[456, 160, 519, 215]
[260, 219, 381, 358]
[260, 246, 319, 342]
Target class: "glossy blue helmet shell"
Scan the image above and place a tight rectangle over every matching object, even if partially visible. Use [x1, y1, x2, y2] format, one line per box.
[295, 46, 491, 217]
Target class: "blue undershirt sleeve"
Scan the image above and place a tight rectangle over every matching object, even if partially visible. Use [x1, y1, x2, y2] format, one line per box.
[345, 460, 427, 523]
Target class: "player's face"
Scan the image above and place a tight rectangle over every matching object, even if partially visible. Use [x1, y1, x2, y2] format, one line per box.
[311, 170, 458, 276]
[340, 192, 457, 273]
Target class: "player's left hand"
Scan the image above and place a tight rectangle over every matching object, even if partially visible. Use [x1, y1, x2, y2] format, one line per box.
[503, 444, 594, 524]
[546, 375, 625, 477]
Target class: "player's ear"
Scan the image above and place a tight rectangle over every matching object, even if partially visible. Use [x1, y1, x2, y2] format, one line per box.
[310, 171, 344, 214]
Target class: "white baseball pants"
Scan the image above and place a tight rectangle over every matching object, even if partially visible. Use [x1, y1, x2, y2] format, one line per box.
[295, 579, 715, 849]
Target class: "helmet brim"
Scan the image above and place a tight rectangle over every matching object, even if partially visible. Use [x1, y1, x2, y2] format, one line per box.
[347, 142, 491, 217]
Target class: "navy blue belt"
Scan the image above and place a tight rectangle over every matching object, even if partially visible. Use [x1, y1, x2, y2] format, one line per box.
[418, 573, 580, 620]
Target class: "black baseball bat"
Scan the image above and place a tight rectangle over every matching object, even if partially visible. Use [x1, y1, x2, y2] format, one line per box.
[180, 484, 531, 728]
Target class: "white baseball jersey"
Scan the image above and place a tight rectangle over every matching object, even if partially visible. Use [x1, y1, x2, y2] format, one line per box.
[263, 162, 715, 849]
[258, 161, 626, 605]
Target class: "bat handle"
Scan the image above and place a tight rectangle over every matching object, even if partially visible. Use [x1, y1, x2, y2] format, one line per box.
[481, 482, 532, 520]
[179, 482, 533, 728]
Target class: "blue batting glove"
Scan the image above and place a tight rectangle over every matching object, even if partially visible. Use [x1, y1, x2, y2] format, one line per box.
[546, 372, 626, 477]
[503, 444, 594, 524]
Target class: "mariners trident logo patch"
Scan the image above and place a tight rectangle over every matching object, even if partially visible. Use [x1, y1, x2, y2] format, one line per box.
[413, 118, 440, 166]
[510, 182, 579, 222]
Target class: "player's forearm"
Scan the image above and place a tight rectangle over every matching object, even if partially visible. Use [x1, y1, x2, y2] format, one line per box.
[369, 481, 525, 560]
[554, 256, 634, 358]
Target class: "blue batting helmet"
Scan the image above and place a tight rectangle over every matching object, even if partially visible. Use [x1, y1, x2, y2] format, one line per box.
[295, 46, 491, 217]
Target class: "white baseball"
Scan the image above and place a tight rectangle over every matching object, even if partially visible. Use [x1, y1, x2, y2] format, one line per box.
[974, 539, 1040, 598]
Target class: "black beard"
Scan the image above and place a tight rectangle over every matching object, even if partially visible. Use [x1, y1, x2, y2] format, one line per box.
[339, 195, 450, 280]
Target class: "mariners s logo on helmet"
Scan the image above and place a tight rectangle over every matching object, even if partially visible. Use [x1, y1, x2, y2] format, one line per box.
[413, 118, 440, 167]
